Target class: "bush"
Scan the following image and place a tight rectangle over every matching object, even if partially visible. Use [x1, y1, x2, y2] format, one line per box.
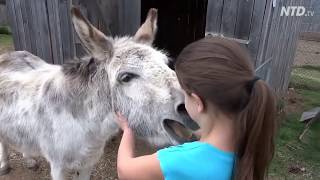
[0, 26, 11, 35]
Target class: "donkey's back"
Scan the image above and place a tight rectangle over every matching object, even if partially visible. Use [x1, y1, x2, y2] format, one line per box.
[0, 51, 62, 112]
[0, 51, 53, 72]
[0, 51, 63, 155]
[0, 51, 61, 90]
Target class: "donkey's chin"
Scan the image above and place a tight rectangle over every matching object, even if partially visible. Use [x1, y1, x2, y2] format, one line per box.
[163, 119, 199, 144]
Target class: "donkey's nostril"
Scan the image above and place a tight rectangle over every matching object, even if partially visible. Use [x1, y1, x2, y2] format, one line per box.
[177, 104, 187, 114]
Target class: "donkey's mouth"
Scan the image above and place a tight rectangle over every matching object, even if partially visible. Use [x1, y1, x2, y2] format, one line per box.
[163, 119, 199, 144]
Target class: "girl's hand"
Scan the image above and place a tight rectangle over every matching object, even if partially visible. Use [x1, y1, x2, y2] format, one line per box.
[116, 112, 130, 131]
[116, 112, 163, 180]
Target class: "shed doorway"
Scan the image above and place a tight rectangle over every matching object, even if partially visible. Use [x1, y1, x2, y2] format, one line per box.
[141, 0, 208, 59]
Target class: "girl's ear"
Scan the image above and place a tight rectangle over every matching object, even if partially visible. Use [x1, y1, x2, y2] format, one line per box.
[191, 93, 205, 113]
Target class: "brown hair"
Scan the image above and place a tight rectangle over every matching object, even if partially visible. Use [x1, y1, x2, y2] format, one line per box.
[175, 37, 276, 180]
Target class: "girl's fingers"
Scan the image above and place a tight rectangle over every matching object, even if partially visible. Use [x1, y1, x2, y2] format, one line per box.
[116, 112, 130, 131]
[116, 112, 127, 122]
[116, 112, 123, 119]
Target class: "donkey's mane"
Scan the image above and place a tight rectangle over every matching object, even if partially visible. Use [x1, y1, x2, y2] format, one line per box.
[61, 36, 133, 83]
[62, 57, 100, 84]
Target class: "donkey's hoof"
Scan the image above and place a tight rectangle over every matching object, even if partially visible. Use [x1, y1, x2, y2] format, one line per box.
[26, 163, 39, 171]
[25, 161, 39, 171]
[23, 156, 39, 171]
[0, 165, 11, 176]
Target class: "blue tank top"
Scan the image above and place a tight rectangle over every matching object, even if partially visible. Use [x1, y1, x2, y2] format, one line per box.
[157, 141, 235, 180]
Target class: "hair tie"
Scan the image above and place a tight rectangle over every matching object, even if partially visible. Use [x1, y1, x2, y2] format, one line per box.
[240, 76, 261, 110]
[246, 76, 260, 92]
[251, 76, 260, 85]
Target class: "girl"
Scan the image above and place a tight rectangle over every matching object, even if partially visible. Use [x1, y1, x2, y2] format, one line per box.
[116, 37, 276, 180]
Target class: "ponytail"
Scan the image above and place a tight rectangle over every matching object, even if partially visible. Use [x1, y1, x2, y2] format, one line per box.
[234, 80, 276, 180]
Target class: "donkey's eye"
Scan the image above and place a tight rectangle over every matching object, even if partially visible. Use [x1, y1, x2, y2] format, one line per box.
[119, 73, 138, 83]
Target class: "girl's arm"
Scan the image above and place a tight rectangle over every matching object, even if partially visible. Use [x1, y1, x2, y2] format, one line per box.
[116, 113, 164, 180]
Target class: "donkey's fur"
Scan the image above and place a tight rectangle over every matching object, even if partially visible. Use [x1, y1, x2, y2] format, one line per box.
[0, 8, 195, 180]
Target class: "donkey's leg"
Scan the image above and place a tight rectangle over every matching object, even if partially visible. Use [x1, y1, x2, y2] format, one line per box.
[23, 153, 38, 170]
[73, 167, 92, 180]
[0, 142, 10, 175]
[50, 163, 65, 180]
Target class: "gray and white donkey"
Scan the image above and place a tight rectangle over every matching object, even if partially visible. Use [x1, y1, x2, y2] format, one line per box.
[0, 8, 198, 180]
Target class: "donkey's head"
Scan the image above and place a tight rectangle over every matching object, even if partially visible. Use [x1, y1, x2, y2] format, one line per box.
[71, 8, 199, 146]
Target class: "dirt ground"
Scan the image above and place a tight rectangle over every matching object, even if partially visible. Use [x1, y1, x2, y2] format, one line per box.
[283, 88, 304, 114]
[0, 135, 156, 180]
[0, 44, 13, 55]
[294, 39, 320, 66]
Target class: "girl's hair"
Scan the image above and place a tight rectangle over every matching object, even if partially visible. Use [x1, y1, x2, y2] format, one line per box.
[175, 37, 276, 180]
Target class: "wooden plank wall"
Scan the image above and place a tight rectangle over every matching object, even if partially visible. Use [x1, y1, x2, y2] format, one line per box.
[206, 0, 304, 95]
[118, 0, 140, 36]
[262, 0, 305, 95]
[6, 0, 140, 64]
[6, 0, 74, 64]
[206, 0, 265, 63]
[0, 4, 8, 26]
[72, 0, 140, 56]
[300, 0, 320, 32]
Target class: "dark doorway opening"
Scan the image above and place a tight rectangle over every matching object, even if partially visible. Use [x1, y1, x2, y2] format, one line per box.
[141, 0, 208, 59]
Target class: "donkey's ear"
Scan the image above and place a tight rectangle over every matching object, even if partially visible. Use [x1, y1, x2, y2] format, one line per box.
[134, 8, 158, 45]
[71, 7, 113, 60]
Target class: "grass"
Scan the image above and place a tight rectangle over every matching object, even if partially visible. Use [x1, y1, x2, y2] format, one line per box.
[289, 66, 320, 91]
[0, 33, 13, 54]
[269, 66, 320, 179]
[298, 65, 320, 72]
[0, 33, 13, 46]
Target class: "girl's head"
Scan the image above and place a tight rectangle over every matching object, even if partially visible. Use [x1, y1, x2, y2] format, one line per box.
[175, 37, 276, 180]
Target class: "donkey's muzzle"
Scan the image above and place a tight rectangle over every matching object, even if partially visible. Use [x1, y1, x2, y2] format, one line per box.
[163, 119, 198, 143]
[176, 104, 200, 131]
[163, 104, 200, 144]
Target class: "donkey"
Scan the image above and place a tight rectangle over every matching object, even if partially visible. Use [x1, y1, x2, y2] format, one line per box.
[0, 8, 198, 180]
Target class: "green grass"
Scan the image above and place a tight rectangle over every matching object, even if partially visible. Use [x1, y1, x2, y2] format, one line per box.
[269, 66, 320, 179]
[0, 34, 13, 54]
[0, 34, 13, 47]
[300, 89, 320, 109]
[289, 66, 320, 91]
[298, 65, 320, 72]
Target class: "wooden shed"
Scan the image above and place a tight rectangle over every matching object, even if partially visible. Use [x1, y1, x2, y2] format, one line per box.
[0, 1, 8, 26]
[299, 0, 320, 42]
[6, 0, 306, 95]
[301, 0, 320, 32]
